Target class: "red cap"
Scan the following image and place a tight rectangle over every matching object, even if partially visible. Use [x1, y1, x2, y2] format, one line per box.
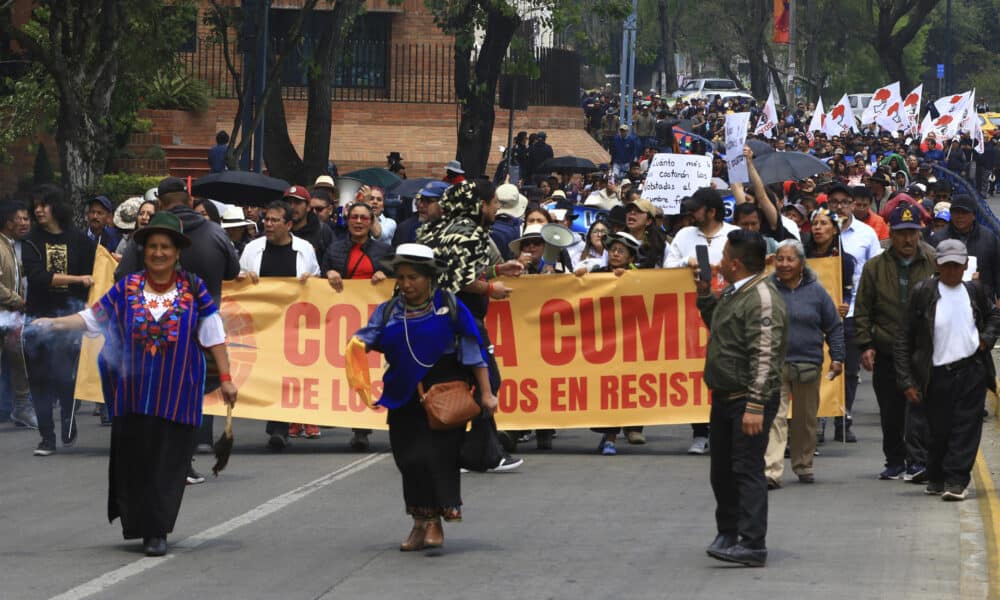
[283, 185, 309, 202]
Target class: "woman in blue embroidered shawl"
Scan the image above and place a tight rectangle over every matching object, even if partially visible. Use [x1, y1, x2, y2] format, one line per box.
[33, 212, 238, 558]
[352, 243, 494, 552]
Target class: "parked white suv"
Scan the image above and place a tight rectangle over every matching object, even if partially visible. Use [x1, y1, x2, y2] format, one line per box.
[847, 93, 873, 120]
[672, 78, 754, 102]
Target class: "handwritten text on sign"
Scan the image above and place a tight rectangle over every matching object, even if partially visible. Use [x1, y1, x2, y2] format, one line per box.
[642, 153, 712, 215]
[724, 112, 750, 183]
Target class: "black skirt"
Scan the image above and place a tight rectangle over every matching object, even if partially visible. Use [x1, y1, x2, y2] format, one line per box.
[387, 354, 470, 521]
[108, 414, 196, 539]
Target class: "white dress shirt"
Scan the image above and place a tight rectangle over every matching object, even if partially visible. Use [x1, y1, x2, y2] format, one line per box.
[839, 215, 882, 317]
[664, 222, 741, 268]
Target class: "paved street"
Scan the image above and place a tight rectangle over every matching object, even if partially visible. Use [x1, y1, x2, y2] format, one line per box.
[1, 380, 992, 600]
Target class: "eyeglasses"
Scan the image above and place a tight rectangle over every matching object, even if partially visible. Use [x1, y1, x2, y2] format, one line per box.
[826, 198, 852, 207]
[348, 214, 372, 222]
[608, 246, 630, 255]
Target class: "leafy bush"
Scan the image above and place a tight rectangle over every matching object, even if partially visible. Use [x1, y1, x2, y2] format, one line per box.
[144, 71, 211, 113]
[143, 144, 167, 160]
[132, 118, 154, 133]
[91, 173, 167, 204]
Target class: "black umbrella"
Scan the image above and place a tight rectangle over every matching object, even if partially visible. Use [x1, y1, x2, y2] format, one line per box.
[388, 177, 436, 198]
[751, 151, 831, 184]
[191, 171, 290, 207]
[746, 139, 775, 158]
[537, 156, 600, 174]
[344, 168, 402, 189]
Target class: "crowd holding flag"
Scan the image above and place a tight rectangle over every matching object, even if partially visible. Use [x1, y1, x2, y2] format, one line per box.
[902, 84, 923, 135]
[961, 89, 985, 154]
[920, 92, 972, 140]
[861, 82, 900, 126]
[823, 94, 857, 138]
[754, 92, 778, 139]
[806, 97, 826, 141]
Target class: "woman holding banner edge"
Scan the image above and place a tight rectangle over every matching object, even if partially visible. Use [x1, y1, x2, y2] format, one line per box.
[763, 240, 844, 488]
[347, 243, 494, 552]
[33, 212, 238, 557]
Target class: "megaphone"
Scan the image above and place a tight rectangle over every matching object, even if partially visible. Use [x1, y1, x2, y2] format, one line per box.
[541, 223, 575, 265]
[335, 176, 363, 208]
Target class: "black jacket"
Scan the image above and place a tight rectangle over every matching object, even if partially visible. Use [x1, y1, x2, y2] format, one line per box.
[320, 236, 392, 277]
[293, 211, 335, 259]
[932, 221, 1000, 300]
[115, 205, 239, 304]
[894, 277, 1000, 396]
[392, 215, 422, 247]
[23, 227, 96, 317]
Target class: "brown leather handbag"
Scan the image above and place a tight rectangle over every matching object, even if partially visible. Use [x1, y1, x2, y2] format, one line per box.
[418, 381, 481, 430]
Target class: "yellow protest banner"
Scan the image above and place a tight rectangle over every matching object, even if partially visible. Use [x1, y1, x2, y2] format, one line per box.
[75, 248, 845, 429]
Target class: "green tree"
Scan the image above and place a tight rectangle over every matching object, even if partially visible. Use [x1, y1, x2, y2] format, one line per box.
[922, 0, 1000, 99]
[204, 1, 365, 184]
[0, 1, 197, 214]
[866, 0, 940, 91]
[429, 0, 631, 179]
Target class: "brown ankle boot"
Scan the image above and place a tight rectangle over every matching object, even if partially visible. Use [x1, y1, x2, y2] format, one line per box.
[423, 517, 444, 548]
[399, 519, 427, 551]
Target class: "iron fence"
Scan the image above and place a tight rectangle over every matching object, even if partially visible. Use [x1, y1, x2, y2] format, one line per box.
[178, 38, 580, 107]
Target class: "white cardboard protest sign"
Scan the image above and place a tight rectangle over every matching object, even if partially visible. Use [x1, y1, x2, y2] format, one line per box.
[642, 153, 712, 215]
[724, 112, 750, 184]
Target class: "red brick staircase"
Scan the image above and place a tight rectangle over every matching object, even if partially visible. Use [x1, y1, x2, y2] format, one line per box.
[164, 145, 212, 180]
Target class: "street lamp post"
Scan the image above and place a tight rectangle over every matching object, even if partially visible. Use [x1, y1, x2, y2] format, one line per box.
[619, 0, 637, 129]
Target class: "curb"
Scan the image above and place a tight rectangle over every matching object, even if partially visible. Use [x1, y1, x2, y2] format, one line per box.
[972, 452, 1000, 599]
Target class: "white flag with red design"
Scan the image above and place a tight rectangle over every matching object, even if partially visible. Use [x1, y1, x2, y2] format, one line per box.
[901, 84, 922, 135]
[875, 97, 909, 133]
[861, 82, 900, 125]
[920, 91, 971, 140]
[754, 91, 779, 138]
[823, 94, 856, 137]
[806, 97, 825, 141]
[961, 89, 984, 154]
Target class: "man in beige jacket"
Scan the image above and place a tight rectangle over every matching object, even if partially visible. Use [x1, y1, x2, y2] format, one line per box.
[0, 201, 36, 428]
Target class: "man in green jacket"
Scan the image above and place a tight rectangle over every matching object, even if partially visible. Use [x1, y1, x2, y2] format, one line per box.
[696, 229, 788, 568]
[855, 203, 936, 481]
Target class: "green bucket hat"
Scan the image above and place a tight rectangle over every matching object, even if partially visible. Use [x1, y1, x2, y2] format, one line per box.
[133, 211, 191, 249]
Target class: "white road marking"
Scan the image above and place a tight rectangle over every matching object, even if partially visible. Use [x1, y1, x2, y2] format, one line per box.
[51, 453, 388, 600]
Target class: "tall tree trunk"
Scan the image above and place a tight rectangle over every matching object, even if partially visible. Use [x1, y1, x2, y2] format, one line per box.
[801, 0, 824, 102]
[745, 0, 770, 98]
[658, 0, 678, 93]
[302, 0, 363, 182]
[455, 6, 519, 179]
[263, 54, 307, 183]
[57, 104, 114, 224]
[762, 44, 787, 106]
[871, 0, 940, 91]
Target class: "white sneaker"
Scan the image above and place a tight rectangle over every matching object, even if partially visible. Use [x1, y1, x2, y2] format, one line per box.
[488, 455, 524, 472]
[687, 436, 710, 455]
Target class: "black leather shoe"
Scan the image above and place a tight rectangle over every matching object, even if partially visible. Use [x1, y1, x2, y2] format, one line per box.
[144, 536, 167, 557]
[706, 543, 767, 567]
[706, 533, 738, 555]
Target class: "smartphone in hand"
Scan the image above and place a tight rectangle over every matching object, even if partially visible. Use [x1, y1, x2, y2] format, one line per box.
[696, 244, 711, 283]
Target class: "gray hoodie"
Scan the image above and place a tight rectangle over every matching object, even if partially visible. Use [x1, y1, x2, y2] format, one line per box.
[115, 205, 239, 304]
[770, 268, 845, 365]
